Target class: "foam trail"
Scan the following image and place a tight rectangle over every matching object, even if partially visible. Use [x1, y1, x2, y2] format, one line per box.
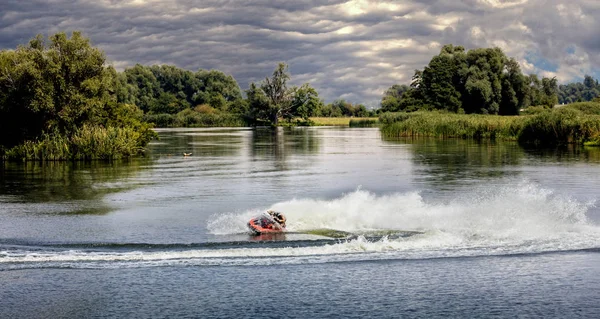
[3, 181, 600, 270]
[208, 181, 598, 243]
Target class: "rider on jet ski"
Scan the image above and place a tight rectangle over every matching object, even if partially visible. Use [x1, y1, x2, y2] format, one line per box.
[247, 210, 287, 234]
[266, 210, 286, 229]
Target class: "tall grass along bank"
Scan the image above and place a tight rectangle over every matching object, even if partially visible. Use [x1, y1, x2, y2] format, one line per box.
[380, 109, 600, 146]
[349, 119, 379, 127]
[5, 125, 146, 161]
[144, 110, 246, 128]
[380, 112, 523, 140]
[311, 117, 378, 126]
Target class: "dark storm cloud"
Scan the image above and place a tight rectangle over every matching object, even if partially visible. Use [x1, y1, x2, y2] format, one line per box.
[1, 0, 598, 106]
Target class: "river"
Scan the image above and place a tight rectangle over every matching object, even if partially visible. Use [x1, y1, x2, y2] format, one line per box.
[1, 127, 599, 318]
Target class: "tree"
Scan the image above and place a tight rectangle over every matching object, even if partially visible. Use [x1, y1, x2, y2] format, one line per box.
[260, 62, 292, 125]
[461, 47, 505, 114]
[499, 58, 527, 115]
[0, 31, 115, 146]
[289, 83, 322, 121]
[381, 84, 410, 112]
[317, 103, 342, 117]
[195, 69, 243, 108]
[541, 77, 559, 107]
[381, 44, 558, 115]
[246, 82, 270, 124]
[558, 75, 600, 104]
[420, 45, 465, 112]
[247, 63, 322, 125]
[119, 65, 243, 114]
[0, 31, 153, 153]
[120, 64, 161, 113]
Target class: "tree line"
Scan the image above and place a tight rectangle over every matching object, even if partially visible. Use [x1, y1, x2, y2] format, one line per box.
[118, 62, 374, 126]
[558, 75, 600, 104]
[0, 32, 374, 159]
[2, 32, 597, 159]
[381, 45, 561, 115]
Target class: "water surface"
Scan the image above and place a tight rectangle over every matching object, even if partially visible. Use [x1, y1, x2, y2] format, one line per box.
[1, 127, 599, 318]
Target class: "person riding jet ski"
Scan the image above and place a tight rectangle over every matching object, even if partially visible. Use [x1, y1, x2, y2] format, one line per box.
[247, 210, 286, 234]
[267, 210, 286, 228]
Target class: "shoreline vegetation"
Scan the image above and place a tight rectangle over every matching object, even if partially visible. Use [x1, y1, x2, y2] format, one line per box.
[380, 103, 600, 146]
[2, 32, 600, 161]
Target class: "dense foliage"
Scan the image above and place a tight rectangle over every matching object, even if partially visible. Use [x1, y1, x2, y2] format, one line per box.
[381, 45, 559, 114]
[118, 64, 244, 114]
[0, 32, 154, 160]
[317, 99, 373, 117]
[558, 75, 600, 104]
[3, 32, 599, 160]
[245, 63, 323, 125]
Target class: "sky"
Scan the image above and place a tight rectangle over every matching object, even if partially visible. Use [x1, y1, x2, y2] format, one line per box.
[1, 0, 599, 106]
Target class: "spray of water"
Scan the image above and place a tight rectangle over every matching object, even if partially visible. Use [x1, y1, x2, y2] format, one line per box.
[3, 181, 599, 269]
[208, 181, 596, 242]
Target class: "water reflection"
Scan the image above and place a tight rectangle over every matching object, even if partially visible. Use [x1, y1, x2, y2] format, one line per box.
[0, 160, 147, 202]
[382, 137, 525, 190]
[0, 160, 148, 215]
[382, 136, 600, 197]
[522, 145, 600, 163]
[148, 128, 251, 158]
[250, 127, 320, 171]
[248, 233, 287, 241]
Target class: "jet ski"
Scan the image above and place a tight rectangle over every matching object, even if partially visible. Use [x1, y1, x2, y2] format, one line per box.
[247, 212, 286, 235]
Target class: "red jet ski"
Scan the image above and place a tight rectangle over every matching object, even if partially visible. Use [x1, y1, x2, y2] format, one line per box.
[247, 211, 286, 235]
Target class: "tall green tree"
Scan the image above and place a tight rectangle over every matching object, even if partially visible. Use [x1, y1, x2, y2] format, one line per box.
[558, 75, 600, 104]
[260, 62, 292, 124]
[499, 58, 527, 115]
[247, 63, 321, 125]
[381, 84, 410, 112]
[0, 32, 114, 147]
[289, 83, 322, 121]
[0, 31, 153, 152]
[420, 44, 465, 112]
[119, 65, 243, 114]
[194, 70, 243, 110]
[120, 64, 161, 113]
[382, 44, 559, 115]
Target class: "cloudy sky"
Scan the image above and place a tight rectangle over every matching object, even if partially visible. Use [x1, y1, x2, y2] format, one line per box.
[1, 0, 598, 106]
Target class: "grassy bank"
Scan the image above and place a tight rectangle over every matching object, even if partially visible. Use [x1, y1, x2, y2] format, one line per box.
[349, 118, 379, 127]
[310, 117, 379, 126]
[144, 110, 247, 128]
[380, 107, 600, 146]
[4, 125, 149, 161]
[380, 112, 523, 140]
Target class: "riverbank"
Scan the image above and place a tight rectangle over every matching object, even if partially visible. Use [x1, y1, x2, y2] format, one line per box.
[311, 117, 378, 126]
[380, 106, 600, 146]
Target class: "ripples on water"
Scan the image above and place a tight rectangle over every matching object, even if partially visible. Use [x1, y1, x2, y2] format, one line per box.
[1, 128, 600, 317]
